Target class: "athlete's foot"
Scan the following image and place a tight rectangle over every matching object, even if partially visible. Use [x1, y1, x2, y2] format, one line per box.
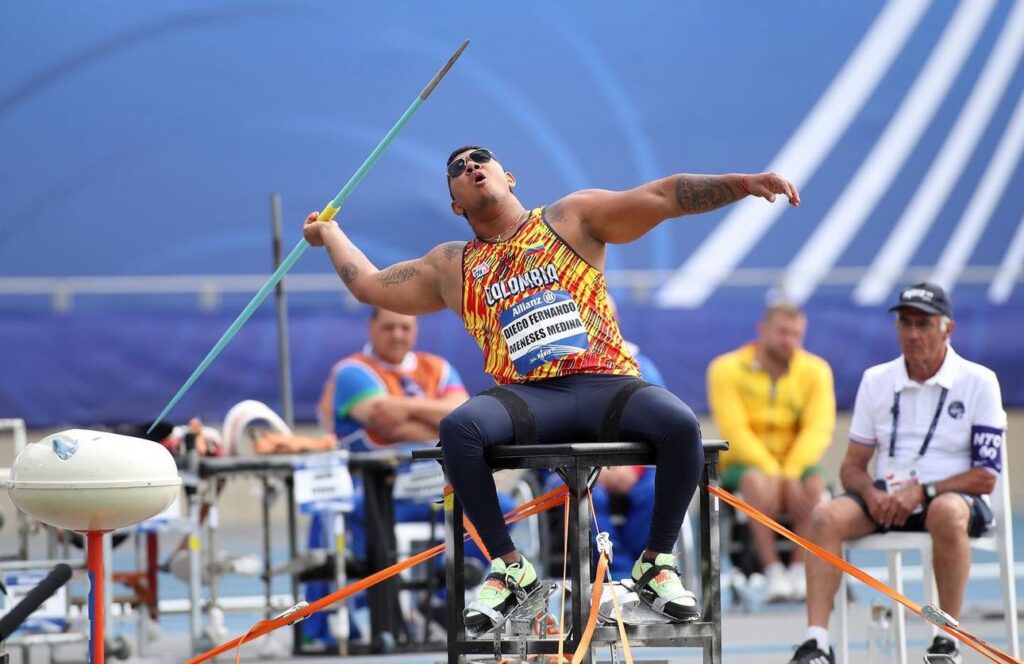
[463, 555, 538, 636]
[631, 553, 698, 622]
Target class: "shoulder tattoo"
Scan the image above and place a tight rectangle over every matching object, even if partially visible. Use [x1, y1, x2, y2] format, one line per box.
[441, 241, 465, 262]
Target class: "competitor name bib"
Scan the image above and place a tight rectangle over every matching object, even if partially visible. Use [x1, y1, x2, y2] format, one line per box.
[499, 290, 589, 375]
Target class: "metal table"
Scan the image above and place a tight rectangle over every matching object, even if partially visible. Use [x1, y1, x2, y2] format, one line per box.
[193, 454, 307, 655]
[191, 449, 432, 655]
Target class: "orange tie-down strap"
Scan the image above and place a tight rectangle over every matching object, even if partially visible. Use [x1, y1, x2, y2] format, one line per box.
[570, 551, 608, 664]
[567, 540, 635, 663]
[186, 484, 571, 664]
[708, 485, 1022, 664]
[191, 480, 1020, 664]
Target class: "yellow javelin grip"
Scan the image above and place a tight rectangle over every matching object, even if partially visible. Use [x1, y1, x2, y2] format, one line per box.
[318, 203, 341, 222]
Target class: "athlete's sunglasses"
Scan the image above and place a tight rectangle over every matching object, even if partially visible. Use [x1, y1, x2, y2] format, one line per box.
[447, 149, 494, 179]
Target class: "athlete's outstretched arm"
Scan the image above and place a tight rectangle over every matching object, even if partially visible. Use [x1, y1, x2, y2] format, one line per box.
[303, 211, 450, 315]
[564, 172, 800, 245]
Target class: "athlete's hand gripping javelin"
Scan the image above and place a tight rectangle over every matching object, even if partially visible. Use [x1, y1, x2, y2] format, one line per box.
[303, 210, 463, 316]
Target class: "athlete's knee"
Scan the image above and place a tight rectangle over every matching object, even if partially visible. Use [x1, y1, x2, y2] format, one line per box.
[665, 419, 704, 477]
[667, 400, 702, 443]
[643, 393, 698, 435]
[667, 403, 703, 464]
[439, 406, 484, 454]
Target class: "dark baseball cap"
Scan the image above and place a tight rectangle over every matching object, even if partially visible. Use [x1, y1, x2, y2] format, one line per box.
[888, 282, 953, 318]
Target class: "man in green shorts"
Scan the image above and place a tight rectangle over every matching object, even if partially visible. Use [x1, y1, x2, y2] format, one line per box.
[707, 303, 835, 602]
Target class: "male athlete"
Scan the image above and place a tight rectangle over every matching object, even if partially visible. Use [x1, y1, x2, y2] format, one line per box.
[303, 145, 799, 632]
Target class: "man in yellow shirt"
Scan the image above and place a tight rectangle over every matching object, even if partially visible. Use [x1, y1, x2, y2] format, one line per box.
[707, 302, 835, 602]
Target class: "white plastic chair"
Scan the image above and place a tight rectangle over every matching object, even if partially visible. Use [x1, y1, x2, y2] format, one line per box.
[837, 455, 1019, 663]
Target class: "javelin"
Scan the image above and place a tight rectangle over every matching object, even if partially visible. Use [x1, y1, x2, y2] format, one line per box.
[149, 39, 470, 433]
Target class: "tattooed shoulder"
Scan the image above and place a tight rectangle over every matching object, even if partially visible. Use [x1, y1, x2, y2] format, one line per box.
[441, 241, 466, 262]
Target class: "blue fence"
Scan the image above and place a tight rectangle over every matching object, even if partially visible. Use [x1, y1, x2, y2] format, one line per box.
[2, 298, 1021, 427]
[2, 1, 1023, 425]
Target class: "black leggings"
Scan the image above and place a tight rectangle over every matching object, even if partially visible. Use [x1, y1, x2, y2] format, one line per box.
[439, 374, 704, 559]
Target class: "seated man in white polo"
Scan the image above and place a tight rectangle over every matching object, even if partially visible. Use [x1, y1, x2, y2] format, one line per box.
[788, 283, 1005, 664]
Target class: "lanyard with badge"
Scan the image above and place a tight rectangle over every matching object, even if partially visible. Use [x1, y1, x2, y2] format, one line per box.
[884, 387, 948, 494]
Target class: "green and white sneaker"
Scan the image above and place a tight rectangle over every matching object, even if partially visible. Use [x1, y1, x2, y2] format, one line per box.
[463, 555, 539, 636]
[631, 553, 698, 622]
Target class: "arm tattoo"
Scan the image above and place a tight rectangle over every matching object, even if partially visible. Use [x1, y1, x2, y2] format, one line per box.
[674, 175, 738, 214]
[442, 241, 465, 262]
[378, 265, 420, 287]
[339, 264, 359, 285]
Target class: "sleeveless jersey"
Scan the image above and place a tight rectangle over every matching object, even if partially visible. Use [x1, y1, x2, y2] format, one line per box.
[461, 207, 639, 383]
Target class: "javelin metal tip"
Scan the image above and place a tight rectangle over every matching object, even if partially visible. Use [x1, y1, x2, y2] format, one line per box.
[419, 39, 470, 100]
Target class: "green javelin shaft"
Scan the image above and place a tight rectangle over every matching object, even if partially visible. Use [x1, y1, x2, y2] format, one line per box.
[149, 39, 469, 433]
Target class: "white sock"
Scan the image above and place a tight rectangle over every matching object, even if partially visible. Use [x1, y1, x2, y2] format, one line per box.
[806, 625, 830, 651]
[765, 561, 785, 576]
[789, 561, 805, 575]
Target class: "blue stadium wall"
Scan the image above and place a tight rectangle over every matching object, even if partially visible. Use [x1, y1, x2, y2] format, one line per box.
[2, 1, 1023, 427]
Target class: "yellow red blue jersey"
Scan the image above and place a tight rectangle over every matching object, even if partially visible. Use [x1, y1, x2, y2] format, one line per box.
[461, 207, 639, 384]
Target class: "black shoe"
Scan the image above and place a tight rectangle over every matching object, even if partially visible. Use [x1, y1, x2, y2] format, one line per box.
[788, 639, 835, 664]
[925, 635, 962, 663]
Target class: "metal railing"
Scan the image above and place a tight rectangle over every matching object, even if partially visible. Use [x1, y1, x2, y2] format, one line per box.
[0, 265, 1015, 313]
